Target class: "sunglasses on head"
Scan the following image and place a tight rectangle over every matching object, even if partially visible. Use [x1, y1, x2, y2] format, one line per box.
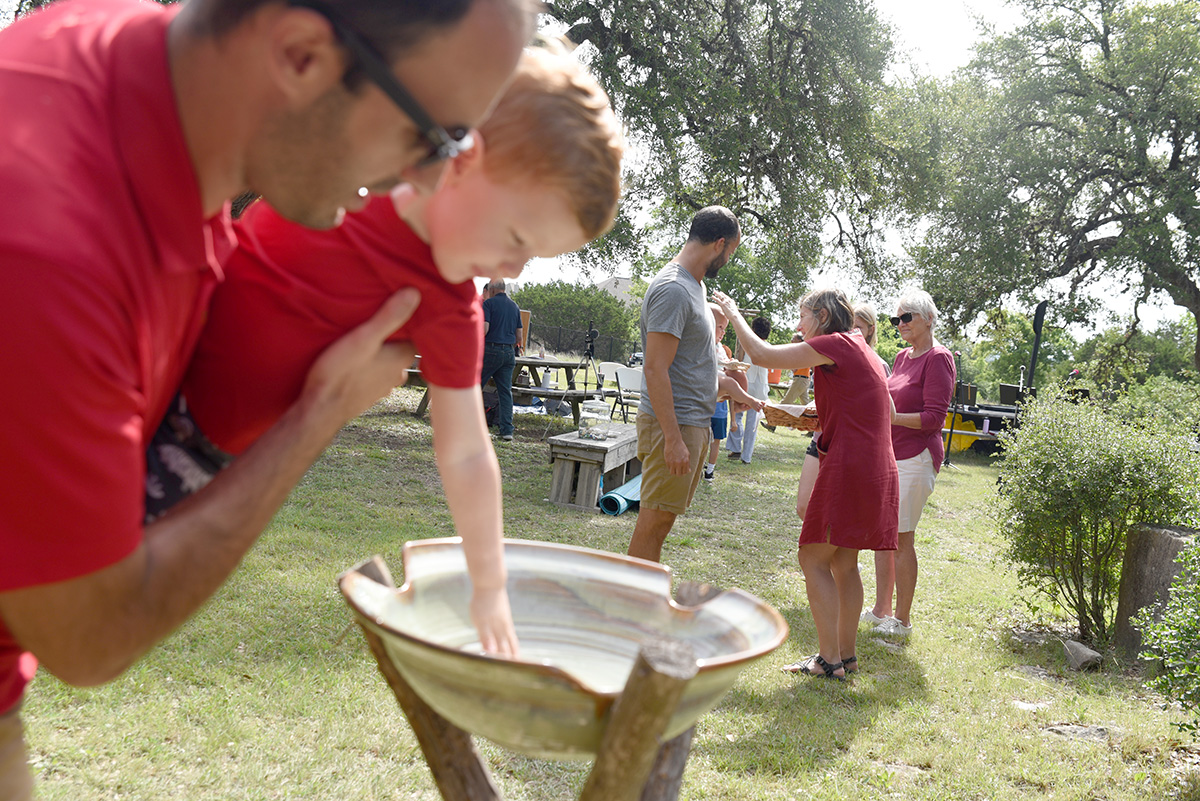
[289, 0, 474, 172]
[890, 312, 915, 326]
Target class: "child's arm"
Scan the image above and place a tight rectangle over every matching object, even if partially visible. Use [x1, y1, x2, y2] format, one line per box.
[427, 385, 518, 657]
[717, 372, 765, 412]
[711, 291, 833, 370]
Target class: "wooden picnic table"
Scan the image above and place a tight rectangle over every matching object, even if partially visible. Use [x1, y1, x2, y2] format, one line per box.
[516, 355, 594, 391]
[547, 422, 640, 511]
[406, 364, 611, 426]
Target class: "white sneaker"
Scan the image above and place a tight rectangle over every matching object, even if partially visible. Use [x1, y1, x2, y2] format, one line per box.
[860, 608, 888, 626]
[873, 617, 913, 637]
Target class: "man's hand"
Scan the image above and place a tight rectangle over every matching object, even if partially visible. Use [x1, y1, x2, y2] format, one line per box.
[0, 290, 424, 688]
[663, 435, 691, 475]
[300, 288, 421, 422]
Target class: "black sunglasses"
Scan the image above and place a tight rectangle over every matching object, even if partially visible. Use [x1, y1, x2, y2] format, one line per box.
[290, 0, 474, 171]
[890, 312, 915, 326]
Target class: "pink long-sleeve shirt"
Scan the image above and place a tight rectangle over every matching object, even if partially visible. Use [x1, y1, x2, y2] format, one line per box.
[888, 345, 956, 469]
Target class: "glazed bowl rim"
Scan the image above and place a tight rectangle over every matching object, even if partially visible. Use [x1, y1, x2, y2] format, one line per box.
[339, 537, 789, 700]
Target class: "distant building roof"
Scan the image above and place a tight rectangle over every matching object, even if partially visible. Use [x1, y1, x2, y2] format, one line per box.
[596, 276, 635, 305]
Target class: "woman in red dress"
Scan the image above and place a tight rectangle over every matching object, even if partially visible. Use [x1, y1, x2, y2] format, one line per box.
[713, 288, 898, 680]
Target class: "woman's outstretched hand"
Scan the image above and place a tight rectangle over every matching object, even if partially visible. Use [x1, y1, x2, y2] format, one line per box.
[711, 290, 740, 321]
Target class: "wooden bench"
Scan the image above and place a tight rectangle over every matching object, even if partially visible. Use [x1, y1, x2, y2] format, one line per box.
[548, 422, 640, 512]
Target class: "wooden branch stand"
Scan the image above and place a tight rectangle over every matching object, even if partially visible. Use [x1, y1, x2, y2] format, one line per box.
[350, 557, 719, 801]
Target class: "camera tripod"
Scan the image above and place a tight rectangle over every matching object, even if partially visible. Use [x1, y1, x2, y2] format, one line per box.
[540, 322, 605, 439]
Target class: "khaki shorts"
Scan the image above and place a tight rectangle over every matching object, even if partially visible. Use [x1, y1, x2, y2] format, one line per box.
[0, 703, 33, 801]
[637, 412, 712, 515]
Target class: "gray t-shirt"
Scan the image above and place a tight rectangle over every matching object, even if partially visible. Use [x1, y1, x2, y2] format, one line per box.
[638, 263, 718, 426]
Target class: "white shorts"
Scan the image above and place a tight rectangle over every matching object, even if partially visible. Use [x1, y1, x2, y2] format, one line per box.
[897, 449, 938, 532]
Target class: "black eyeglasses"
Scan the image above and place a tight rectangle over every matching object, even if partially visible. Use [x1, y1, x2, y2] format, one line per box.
[890, 312, 915, 326]
[290, 0, 474, 171]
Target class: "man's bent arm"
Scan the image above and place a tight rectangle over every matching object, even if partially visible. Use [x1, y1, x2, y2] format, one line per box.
[0, 290, 421, 686]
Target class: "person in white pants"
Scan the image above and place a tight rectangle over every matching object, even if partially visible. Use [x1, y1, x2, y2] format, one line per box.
[726, 316, 772, 464]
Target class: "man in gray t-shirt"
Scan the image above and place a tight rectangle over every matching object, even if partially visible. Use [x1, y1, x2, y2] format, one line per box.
[628, 206, 741, 563]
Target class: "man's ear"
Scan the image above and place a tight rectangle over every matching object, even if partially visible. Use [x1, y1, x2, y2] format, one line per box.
[266, 7, 347, 107]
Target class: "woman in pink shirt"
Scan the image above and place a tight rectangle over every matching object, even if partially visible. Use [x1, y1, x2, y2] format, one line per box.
[863, 290, 956, 637]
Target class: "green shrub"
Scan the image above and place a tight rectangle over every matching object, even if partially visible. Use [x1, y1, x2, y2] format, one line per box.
[994, 389, 1200, 644]
[1136, 544, 1200, 738]
[1109, 373, 1200, 436]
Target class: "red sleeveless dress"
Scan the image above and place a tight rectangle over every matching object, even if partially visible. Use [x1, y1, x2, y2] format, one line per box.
[800, 331, 899, 550]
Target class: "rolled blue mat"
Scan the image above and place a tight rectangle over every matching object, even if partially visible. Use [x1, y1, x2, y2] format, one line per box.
[599, 473, 643, 516]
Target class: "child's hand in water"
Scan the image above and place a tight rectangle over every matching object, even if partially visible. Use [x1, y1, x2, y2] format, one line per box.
[470, 586, 520, 658]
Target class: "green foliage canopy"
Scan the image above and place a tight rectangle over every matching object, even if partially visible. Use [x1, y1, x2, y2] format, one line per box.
[949, 309, 1076, 401]
[542, 0, 941, 321]
[510, 279, 638, 342]
[1074, 313, 1198, 388]
[912, 0, 1200, 368]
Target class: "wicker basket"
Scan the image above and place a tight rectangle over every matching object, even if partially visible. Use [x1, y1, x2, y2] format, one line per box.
[762, 403, 819, 431]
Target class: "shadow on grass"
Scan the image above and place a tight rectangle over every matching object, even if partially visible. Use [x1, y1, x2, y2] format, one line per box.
[691, 603, 928, 775]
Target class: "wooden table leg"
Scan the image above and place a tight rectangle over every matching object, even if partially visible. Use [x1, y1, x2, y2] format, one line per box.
[522, 364, 543, 388]
[414, 389, 431, 417]
[578, 638, 697, 801]
[349, 559, 503, 801]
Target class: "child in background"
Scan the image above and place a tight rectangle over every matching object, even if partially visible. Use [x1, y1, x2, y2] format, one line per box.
[705, 303, 762, 481]
[145, 46, 624, 657]
[726, 316, 773, 464]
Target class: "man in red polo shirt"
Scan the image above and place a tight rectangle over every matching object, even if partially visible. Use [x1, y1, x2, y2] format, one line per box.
[0, 0, 532, 795]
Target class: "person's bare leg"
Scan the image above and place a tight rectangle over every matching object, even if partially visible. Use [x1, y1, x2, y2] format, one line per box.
[794, 453, 819, 518]
[708, 438, 720, 464]
[872, 549, 896, 618]
[796, 542, 845, 677]
[628, 507, 678, 563]
[893, 530, 918, 625]
[830, 547, 863, 664]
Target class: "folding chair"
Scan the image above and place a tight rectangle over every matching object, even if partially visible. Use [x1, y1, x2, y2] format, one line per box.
[596, 361, 624, 391]
[612, 366, 643, 423]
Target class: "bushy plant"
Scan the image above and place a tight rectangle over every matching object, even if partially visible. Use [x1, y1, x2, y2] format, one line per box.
[1137, 545, 1200, 739]
[1109, 373, 1200, 437]
[994, 389, 1200, 644]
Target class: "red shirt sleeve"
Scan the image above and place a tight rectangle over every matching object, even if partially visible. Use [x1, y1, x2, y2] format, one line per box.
[406, 294, 484, 388]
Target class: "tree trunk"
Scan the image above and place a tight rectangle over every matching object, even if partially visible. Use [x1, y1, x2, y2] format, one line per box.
[1193, 309, 1200, 372]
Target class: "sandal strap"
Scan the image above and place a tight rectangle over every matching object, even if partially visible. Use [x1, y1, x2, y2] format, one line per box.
[813, 655, 843, 676]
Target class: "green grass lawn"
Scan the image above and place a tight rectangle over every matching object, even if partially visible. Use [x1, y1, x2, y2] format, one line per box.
[22, 388, 1200, 800]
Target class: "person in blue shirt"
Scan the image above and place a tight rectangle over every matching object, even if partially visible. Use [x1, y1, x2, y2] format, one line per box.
[481, 279, 524, 441]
